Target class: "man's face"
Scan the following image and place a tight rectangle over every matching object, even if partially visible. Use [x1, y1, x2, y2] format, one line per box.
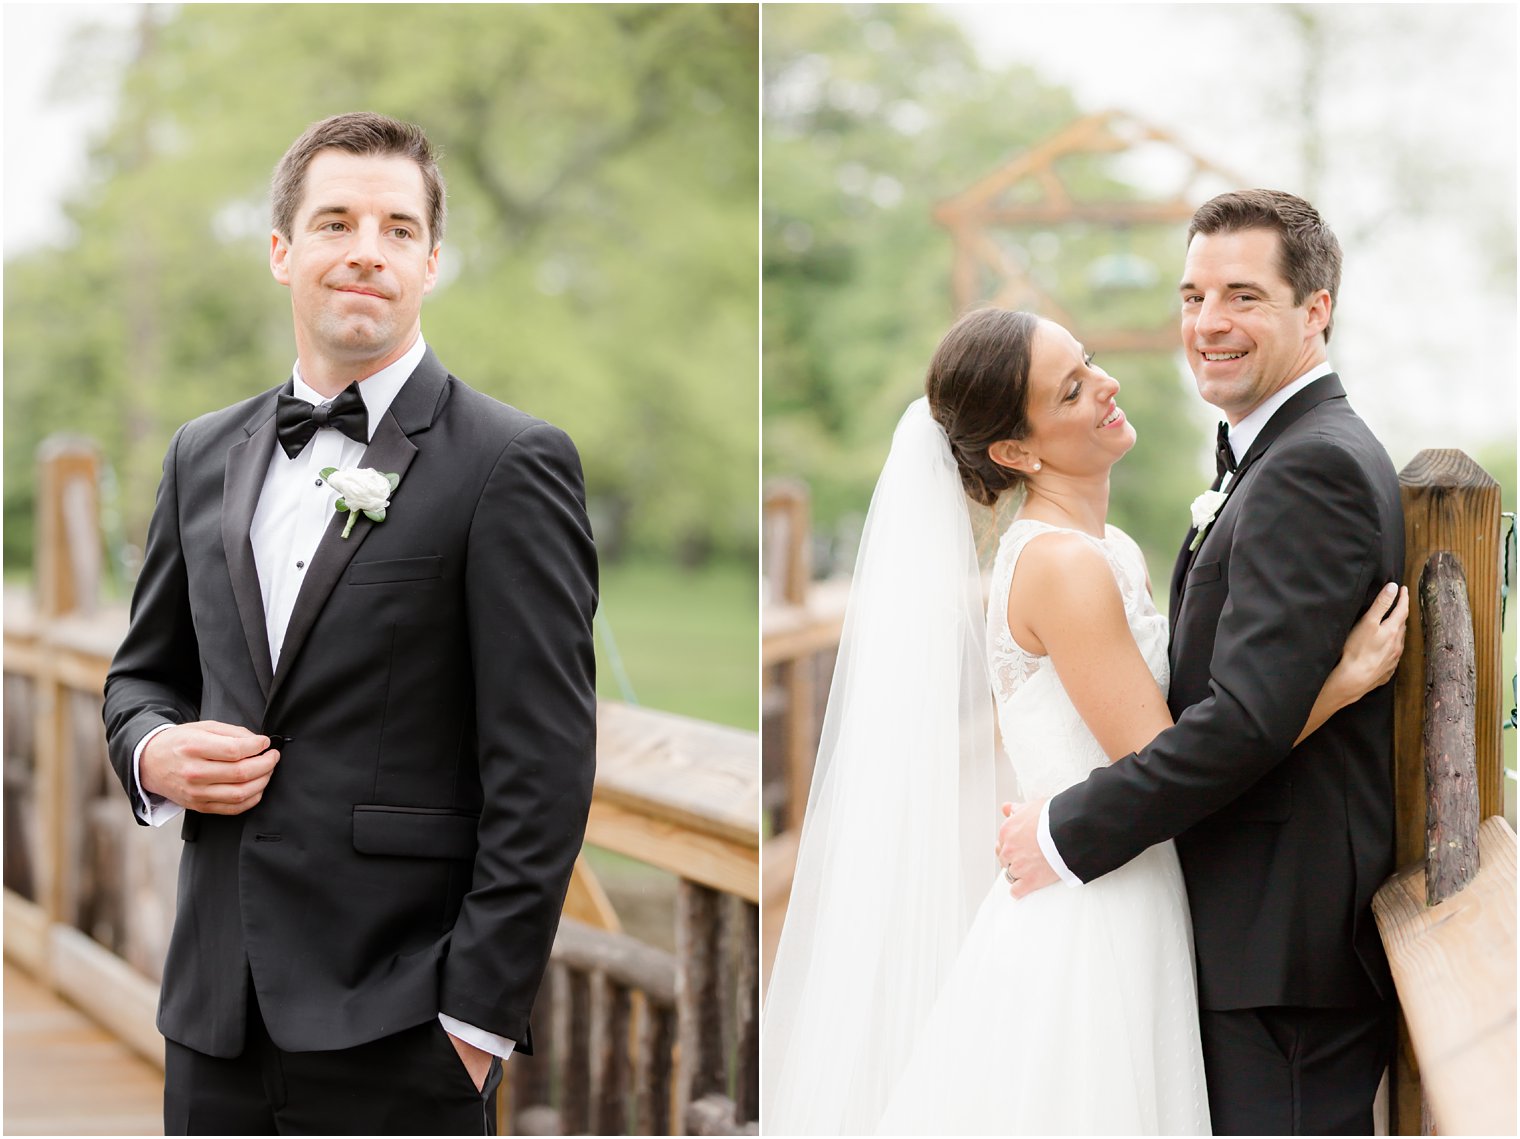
[270, 149, 439, 382]
[1179, 227, 1330, 424]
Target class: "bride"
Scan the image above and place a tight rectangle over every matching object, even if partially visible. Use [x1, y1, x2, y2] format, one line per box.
[760, 308, 1406, 1135]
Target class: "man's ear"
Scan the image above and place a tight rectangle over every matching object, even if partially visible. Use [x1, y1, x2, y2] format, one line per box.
[270, 231, 292, 287]
[1303, 288, 1332, 340]
[422, 243, 440, 296]
[988, 439, 1037, 474]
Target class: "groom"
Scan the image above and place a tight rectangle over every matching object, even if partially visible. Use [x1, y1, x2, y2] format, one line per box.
[998, 190, 1401, 1135]
[103, 112, 597, 1133]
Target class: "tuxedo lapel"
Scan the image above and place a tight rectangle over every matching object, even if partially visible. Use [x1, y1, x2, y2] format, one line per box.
[265, 350, 449, 708]
[1168, 374, 1348, 629]
[222, 392, 281, 699]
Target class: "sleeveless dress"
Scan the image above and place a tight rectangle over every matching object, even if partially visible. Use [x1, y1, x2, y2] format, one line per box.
[876, 520, 1211, 1135]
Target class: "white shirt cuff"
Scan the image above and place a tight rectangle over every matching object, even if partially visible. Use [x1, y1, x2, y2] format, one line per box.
[131, 724, 184, 827]
[1037, 798, 1083, 887]
[438, 1013, 516, 1061]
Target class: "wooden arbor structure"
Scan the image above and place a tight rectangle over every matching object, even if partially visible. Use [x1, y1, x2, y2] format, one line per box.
[933, 108, 1243, 344]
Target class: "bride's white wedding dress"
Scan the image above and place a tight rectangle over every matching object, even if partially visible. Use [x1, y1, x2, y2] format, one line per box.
[877, 519, 1210, 1135]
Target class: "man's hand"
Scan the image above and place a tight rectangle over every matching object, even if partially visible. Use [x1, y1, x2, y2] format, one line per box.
[447, 1032, 492, 1092]
[995, 799, 1060, 899]
[139, 721, 280, 814]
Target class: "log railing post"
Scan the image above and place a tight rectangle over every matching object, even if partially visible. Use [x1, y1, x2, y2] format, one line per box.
[1420, 552, 1481, 904]
[1395, 451, 1503, 862]
[1390, 450, 1505, 1134]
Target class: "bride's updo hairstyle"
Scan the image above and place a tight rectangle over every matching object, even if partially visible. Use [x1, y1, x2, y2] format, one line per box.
[924, 307, 1040, 506]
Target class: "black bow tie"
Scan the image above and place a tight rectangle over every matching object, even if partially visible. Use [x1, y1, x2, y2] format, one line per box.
[1214, 421, 1238, 480]
[276, 383, 368, 459]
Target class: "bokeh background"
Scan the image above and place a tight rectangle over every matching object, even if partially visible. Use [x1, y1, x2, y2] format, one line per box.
[762, 3, 1516, 805]
[5, 2, 759, 736]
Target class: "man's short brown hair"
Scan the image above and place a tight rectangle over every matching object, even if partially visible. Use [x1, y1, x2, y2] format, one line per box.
[271, 112, 445, 247]
[1188, 189, 1342, 341]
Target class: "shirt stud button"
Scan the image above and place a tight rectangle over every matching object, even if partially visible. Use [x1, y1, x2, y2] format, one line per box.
[315, 478, 324, 486]
[296, 560, 305, 569]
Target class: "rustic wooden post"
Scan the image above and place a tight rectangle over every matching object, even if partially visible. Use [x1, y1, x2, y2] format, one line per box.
[676, 880, 727, 1134]
[763, 481, 816, 833]
[1390, 451, 1503, 1133]
[733, 901, 759, 1125]
[1395, 451, 1503, 862]
[36, 437, 104, 621]
[1420, 553, 1481, 904]
[32, 439, 104, 951]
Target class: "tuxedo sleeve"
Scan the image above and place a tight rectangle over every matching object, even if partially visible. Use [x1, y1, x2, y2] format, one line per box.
[440, 421, 598, 1042]
[1047, 433, 1384, 881]
[103, 425, 203, 822]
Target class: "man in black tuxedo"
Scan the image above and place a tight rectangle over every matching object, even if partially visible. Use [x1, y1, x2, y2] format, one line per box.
[998, 190, 1401, 1134]
[103, 112, 597, 1134]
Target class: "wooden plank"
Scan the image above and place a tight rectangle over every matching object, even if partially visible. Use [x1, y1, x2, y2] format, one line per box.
[563, 852, 623, 933]
[587, 799, 758, 903]
[4, 888, 50, 975]
[3, 964, 162, 1136]
[50, 923, 165, 1069]
[1372, 815, 1517, 1137]
[595, 703, 758, 849]
[760, 577, 850, 667]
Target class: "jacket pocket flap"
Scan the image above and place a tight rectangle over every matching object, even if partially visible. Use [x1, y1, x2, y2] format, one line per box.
[348, 556, 443, 585]
[352, 805, 478, 859]
[1186, 560, 1223, 587]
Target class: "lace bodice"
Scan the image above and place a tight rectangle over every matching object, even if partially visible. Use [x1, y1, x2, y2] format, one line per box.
[986, 519, 1169, 800]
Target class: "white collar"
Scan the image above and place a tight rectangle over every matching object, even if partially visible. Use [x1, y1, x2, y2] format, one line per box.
[1227, 359, 1334, 463]
[290, 334, 428, 442]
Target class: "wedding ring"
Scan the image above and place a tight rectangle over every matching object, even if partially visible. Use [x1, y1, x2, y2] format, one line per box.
[1003, 865, 1018, 884]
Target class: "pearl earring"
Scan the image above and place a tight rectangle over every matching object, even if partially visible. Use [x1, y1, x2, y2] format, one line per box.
[1032, 461, 1042, 472]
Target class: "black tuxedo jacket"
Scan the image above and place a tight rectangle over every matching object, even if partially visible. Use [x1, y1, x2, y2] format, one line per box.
[103, 348, 597, 1057]
[1049, 375, 1401, 1011]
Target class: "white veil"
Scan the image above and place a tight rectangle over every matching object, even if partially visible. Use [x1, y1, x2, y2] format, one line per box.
[761, 397, 998, 1134]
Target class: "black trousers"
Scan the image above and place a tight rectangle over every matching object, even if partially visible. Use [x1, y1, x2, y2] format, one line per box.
[1199, 1004, 1393, 1136]
[164, 990, 502, 1135]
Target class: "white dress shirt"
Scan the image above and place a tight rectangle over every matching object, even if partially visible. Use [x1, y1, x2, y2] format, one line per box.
[1035, 360, 1334, 887]
[129, 334, 514, 1060]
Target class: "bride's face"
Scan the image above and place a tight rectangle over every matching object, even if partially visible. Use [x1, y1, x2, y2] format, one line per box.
[1018, 320, 1137, 476]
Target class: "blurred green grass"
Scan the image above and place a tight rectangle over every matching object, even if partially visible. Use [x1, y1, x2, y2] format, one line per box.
[593, 557, 758, 732]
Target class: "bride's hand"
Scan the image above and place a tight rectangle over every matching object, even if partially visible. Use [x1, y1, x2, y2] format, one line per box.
[1327, 582, 1409, 706]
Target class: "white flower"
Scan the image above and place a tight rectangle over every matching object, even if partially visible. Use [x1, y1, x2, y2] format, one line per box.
[1188, 478, 1232, 552]
[1189, 489, 1228, 531]
[321, 466, 400, 539]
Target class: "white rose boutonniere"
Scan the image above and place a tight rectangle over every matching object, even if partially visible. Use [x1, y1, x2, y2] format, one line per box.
[1187, 475, 1233, 552]
[322, 466, 401, 539]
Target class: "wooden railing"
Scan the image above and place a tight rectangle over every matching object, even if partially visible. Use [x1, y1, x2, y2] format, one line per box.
[3, 439, 759, 1136]
[1377, 450, 1515, 1135]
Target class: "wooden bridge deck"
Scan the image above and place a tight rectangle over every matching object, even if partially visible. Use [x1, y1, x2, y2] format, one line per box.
[4, 964, 163, 1135]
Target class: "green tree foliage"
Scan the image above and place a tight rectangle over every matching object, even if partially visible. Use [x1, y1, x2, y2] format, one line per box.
[5, 4, 758, 575]
[764, 5, 1221, 573]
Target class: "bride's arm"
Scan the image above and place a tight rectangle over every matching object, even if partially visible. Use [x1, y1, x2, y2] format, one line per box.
[1010, 536, 1408, 762]
[1008, 533, 1173, 762]
[1294, 582, 1407, 745]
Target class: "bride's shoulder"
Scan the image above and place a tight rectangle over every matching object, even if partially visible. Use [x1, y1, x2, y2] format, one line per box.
[1005, 524, 1114, 589]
